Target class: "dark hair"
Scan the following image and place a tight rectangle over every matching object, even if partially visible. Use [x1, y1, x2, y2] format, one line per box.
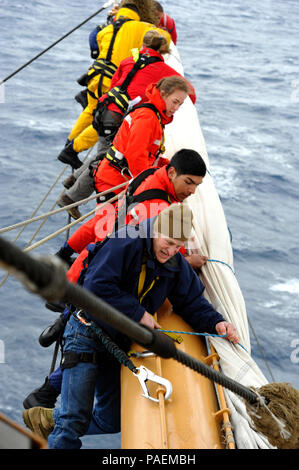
[154, 1, 164, 13]
[167, 149, 207, 177]
[121, 3, 140, 14]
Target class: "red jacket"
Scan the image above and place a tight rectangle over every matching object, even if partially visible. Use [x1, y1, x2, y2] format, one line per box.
[158, 13, 177, 45]
[124, 165, 179, 225]
[94, 83, 173, 193]
[99, 47, 196, 114]
[67, 166, 184, 283]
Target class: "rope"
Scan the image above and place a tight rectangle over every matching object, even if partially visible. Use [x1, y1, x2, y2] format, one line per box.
[88, 320, 137, 373]
[23, 191, 125, 253]
[0, 1, 114, 84]
[158, 329, 249, 353]
[207, 258, 235, 275]
[0, 149, 94, 288]
[248, 316, 276, 382]
[0, 234, 262, 406]
[0, 181, 127, 234]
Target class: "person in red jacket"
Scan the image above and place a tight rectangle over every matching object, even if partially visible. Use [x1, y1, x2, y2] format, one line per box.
[95, 75, 189, 193]
[56, 75, 190, 258]
[154, 1, 177, 45]
[59, 148, 208, 285]
[58, 30, 195, 219]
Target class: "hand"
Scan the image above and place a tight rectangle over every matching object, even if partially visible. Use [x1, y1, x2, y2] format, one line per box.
[139, 312, 161, 330]
[215, 321, 240, 344]
[185, 254, 208, 270]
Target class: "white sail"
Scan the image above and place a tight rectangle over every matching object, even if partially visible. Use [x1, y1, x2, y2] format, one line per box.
[164, 44, 274, 449]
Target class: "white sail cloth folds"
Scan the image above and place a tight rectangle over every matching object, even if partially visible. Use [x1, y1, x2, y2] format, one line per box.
[164, 45, 274, 449]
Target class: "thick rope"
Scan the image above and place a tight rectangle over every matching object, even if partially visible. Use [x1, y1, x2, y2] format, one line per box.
[0, 235, 261, 406]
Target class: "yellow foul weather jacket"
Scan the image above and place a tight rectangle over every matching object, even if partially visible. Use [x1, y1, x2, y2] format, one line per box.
[68, 7, 171, 152]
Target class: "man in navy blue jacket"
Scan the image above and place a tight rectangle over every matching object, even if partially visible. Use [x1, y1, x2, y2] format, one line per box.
[23, 203, 239, 449]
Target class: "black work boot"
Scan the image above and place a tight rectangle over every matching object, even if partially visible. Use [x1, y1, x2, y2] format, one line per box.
[23, 377, 59, 410]
[58, 141, 83, 169]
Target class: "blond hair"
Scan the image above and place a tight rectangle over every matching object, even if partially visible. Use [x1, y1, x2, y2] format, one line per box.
[143, 30, 170, 54]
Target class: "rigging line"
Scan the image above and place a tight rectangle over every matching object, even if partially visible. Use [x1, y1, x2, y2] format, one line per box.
[0, 148, 93, 288]
[247, 316, 276, 382]
[0, 0, 114, 85]
[0, 181, 127, 234]
[206, 258, 235, 275]
[158, 330, 248, 353]
[23, 191, 125, 253]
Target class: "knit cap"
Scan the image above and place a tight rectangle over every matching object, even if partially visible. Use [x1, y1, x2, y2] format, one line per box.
[153, 203, 193, 242]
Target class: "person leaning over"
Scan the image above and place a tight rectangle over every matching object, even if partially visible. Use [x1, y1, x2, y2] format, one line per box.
[58, 30, 196, 219]
[23, 203, 240, 449]
[57, 1, 171, 171]
[21, 149, 210, 412]
[55, 76, 190, 260]
[154, 1, 177, 45]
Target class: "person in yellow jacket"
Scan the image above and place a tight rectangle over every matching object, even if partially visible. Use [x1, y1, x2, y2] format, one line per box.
[58, 1, 171, 170]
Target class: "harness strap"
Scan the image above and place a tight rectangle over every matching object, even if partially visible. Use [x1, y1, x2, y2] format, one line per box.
[97, 18, 132, 97]
[99, 55, 163, 115]
[61, 350, 101, 370]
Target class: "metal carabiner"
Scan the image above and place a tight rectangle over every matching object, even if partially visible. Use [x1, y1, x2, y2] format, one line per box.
[76, 309, 92, 326]
[133, 365, 172, 403]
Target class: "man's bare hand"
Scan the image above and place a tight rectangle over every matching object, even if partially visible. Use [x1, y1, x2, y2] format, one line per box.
[215, 321, 240, 344]
[139, 312, 161, 329]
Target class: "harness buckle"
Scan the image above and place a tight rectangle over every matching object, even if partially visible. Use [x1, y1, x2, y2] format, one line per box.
[133, 365, 172, 403]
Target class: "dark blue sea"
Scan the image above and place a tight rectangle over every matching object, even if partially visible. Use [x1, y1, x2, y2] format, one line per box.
[0, 0, 298, 450]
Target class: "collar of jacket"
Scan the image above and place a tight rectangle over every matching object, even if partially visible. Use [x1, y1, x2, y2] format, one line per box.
[154, 165, 180, 203]
[137, 217, 181, 275]
[139, 47, 165, 62]
[115, 8, 140, 22]
[144, 83, 173, 126]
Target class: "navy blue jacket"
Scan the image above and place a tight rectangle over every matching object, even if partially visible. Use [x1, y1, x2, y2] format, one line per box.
[82, 218, 224, 346]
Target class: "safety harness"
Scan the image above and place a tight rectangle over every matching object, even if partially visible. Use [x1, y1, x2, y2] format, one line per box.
[103, 103, 166, 177]
[77, 18, 132, 100]
[93, 51, 163, 138]
[114, 167, 171, 232]
[102, 52, 163, 115]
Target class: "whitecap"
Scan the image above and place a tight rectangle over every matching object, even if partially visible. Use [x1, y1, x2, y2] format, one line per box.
[270, 279, 299, 295]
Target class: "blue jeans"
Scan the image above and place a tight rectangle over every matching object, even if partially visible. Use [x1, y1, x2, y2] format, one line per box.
[48, 315, 120, 449]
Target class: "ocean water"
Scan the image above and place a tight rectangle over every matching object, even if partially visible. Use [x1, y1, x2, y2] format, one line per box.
[0, 0, 298, 450]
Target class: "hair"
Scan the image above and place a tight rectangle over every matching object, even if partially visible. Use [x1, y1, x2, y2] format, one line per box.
[154, 1, 164, 13]
[156, 75, 189, 97]
[167, 149, 207, 177]
[118, 0, 159, 25]
[143, 29, 170, 54]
